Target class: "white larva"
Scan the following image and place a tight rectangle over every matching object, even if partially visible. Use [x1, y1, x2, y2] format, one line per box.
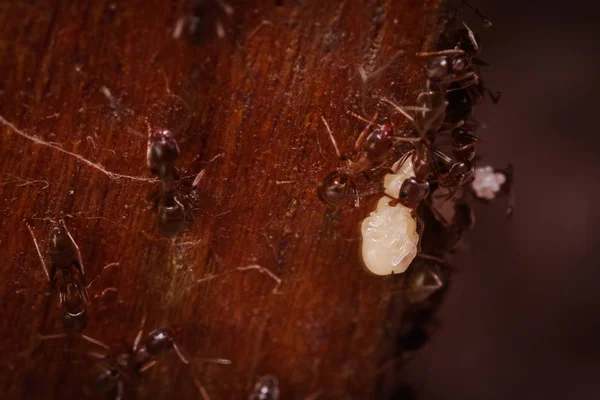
[360, 158, 420, 275]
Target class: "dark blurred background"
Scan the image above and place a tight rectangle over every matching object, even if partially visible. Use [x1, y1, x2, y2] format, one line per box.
[415, 1, 600, 399]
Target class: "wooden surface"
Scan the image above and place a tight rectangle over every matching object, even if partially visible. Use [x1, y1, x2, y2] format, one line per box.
[0, 0, 445, 398]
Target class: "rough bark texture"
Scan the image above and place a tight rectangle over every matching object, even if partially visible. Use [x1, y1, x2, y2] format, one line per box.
[0, 1, 444, 398]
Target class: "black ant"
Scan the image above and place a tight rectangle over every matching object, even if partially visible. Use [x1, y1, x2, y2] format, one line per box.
[173, 0, 234, 44]
[249, 375, 280, 400]
[379, 97, 458, 210]
[396, 260, 447, 359]
[147, 128, 186, 236]
[85, 315, 230, 399]
[26, 222, 116, 332]
[317, 108, 428, 207]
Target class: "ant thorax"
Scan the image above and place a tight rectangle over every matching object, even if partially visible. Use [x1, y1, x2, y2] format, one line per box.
[360, 158, 420, 275]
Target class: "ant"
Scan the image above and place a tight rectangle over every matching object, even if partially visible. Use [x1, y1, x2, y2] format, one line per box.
[249, 375, 280, 400]
[317, 107, 428, 207]
[379, 96, 465, 209]
[26, 222, 116, 332]
[147, 128, 186, 236]
[85, 315, 230, 399]
[396, 260, 447, 359]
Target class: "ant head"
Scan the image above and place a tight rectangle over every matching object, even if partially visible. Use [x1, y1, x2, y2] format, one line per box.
[424, 57, 449, 81]
[318, 172, 351, 206]
[398, 177, 430, 209]
[149, 129, 180, 168]
[364, 123, 394, 163]
[145, 329, 175, 357]
[450, 54, 470, 75]
[440, 162, 473, 188]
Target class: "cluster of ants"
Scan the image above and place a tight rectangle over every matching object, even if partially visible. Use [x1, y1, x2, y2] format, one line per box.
[11, 2, 508, 399]
[317, 2, 511, 396]
[23, 222, 278, 399]
[18, 132, 277, 399]
[318, 5, 505, 214]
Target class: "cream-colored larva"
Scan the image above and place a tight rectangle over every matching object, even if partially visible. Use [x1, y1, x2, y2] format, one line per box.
[360, 158, 420, 275]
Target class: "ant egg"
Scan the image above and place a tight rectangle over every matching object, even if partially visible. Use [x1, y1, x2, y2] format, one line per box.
[361, 158, 420, 275]
[472, 165, 506, 200]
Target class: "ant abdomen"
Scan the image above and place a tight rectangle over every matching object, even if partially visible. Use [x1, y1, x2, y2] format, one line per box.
[318, 172, 350, 205]
[62, 310, 88, 332]
[398, 178, 430, 209]
[85, 365, 121, 396]
[157, 199, 186, 237]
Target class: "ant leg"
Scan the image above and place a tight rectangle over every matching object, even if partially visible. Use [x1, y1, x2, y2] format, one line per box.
[320, 116, 341, 159]
[439, 71, 478, 87]
[79, 334, 111, 350]
[60, 220, 85, 276]
[439, 120, 465, 131]
[116, 379, 125, 400]
[380, 97, 418, 128]
[350, 179, 360, 208]
[193, 378, 212, 400]
[348, 111, 378, 151]
[485, 87, 501, 103]
[215, 0, 234, 15]
[462, 1, 492, 29]
[392, 150, 415, 173]
[132, 311, 147, 353]
[172, 341, 190, 364]
[433, 149, 453, 164]
[25, 222, 50, 281]
[85, 263, 119, 290]
[138, 360, 158, 373]
[416, 49, 465, 57]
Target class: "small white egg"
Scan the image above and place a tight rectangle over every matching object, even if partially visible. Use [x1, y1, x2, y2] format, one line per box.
[472, 166, 506, 200]
[361, 158, 420, 275]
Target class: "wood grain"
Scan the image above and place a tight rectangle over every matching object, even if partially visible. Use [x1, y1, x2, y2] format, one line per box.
[0, 0, 445, 398]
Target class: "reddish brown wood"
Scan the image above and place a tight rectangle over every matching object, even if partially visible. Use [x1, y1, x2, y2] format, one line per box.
[0, 0, 445, 398]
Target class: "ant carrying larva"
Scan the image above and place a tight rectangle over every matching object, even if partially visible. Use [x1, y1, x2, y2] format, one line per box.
[317, 105, 428, 208]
